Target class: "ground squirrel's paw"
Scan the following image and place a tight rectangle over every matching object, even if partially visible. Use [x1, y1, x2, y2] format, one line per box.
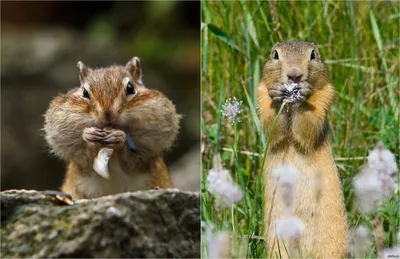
[298, 82, 312, 102]
[83, 127, 126, 148]
[268, 83, 289, 102]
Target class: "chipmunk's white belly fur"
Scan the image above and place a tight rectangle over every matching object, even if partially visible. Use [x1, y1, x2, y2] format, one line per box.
[76, 160, 153, 199]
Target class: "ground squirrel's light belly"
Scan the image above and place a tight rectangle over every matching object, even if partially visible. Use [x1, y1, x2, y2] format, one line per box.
[265, 145, 319, 222]
[264, 144, 348, 257]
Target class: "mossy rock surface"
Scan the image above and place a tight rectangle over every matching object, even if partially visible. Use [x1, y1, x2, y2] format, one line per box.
[1, 189, 200, 258]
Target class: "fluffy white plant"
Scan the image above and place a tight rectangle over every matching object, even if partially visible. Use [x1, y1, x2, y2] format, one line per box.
[348, 225, 374, 258]
[275, 215, 305, 241]
[206, 153, 243, 207]
[205, 231, 231, 259]
[272, 164, 300, 214]
[353, 142, 398, 214]
[221, 97, 243, 123]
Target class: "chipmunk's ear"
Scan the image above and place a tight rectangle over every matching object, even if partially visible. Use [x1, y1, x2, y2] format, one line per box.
[125, 57, 143, 85]
[77, 61, 92, 83]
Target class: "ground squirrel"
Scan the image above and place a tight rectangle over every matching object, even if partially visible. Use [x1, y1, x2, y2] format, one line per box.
[257, 42, 348, 258]
[44, 57, 180, 199]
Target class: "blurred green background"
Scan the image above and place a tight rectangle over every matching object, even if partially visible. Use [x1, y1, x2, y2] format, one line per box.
[201, 1, 399, 257]
[1, 1, 200, 192]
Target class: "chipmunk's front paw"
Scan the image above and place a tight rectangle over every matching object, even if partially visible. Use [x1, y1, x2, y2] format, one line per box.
[101, 129, 126, 148]
[83, 127, 126, 149]
[83, 127, 107, 143]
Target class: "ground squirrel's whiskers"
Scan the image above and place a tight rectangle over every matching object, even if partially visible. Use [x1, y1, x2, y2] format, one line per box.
[206, 153, 243, 207]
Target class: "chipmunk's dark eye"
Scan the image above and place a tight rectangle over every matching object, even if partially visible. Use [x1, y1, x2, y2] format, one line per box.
[310, 50, 316, 60]
[274, 50, 279, 60]
[83, 88, 90, 99]
[126, 82, 135, 95]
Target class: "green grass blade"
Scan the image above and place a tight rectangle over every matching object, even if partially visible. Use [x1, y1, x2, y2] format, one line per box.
[241, 82, 264, 145]
[206, 23, 246, 55]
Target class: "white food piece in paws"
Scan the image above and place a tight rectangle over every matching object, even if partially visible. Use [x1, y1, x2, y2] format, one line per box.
[284, 83, 301, 103]
[285, 83, 298, 92]
[93, 148, 114, 179]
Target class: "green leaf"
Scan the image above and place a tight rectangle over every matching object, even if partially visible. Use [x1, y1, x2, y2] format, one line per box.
[208, 123, 219, 145]
[240, 0, 259, 48]
[206, 23, 246, 55]
[241, 82, 265, 146]
[369, 10, 388, 72]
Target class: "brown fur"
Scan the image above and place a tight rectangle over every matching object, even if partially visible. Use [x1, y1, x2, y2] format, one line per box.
[257, 42, 348, 258]
[44, 57, 180, 199]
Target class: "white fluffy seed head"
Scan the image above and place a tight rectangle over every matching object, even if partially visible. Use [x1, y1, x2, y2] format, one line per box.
[348, 225, 373, 258]
[206, 231, 231, 259]
[221, 97, 243, 124]
[272, 164, 299, 211]
[353, 167, 383, 214]
[368, 142, 398, 176]
[206, 153, 243, 207]
[367, 142, 398, 199]
[273, 164, 300, 184]
[283, 83, 301, 103]
[275, 216, 305, 241]
[353, 142, 398, 215]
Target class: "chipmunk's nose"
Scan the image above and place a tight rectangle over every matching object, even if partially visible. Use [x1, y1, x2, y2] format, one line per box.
[99, 110, 115, 127]
[104, 110, 111, 121]
[287, 68, 303, 83]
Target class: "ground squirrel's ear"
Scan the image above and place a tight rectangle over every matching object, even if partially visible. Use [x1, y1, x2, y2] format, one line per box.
[272, 42, 280, 49]
[125, 57, 143, 85]
[77, 61, 91, 83]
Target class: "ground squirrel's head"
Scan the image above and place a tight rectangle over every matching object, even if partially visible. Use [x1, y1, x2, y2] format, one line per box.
[50, 57, 180, 155]
[262, 42, 330, 88]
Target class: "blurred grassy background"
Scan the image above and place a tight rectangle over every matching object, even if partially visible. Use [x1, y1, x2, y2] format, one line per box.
[201, 1, 399, 257]
[1, 1, 200, 192]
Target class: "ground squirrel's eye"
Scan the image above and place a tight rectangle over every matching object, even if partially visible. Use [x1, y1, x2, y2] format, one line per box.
[274, 50, 279, 60]
[83, 88, 90, 99]
[310, 50, 316, 60]
[126, 82, 135, 95]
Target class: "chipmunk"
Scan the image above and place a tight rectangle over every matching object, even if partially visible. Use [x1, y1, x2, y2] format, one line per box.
[44, 57, 180, 199]
[257, 42, 348, 258]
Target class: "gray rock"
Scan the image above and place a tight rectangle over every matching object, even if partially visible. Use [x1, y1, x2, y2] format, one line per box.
[1, 189, 200, 258]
